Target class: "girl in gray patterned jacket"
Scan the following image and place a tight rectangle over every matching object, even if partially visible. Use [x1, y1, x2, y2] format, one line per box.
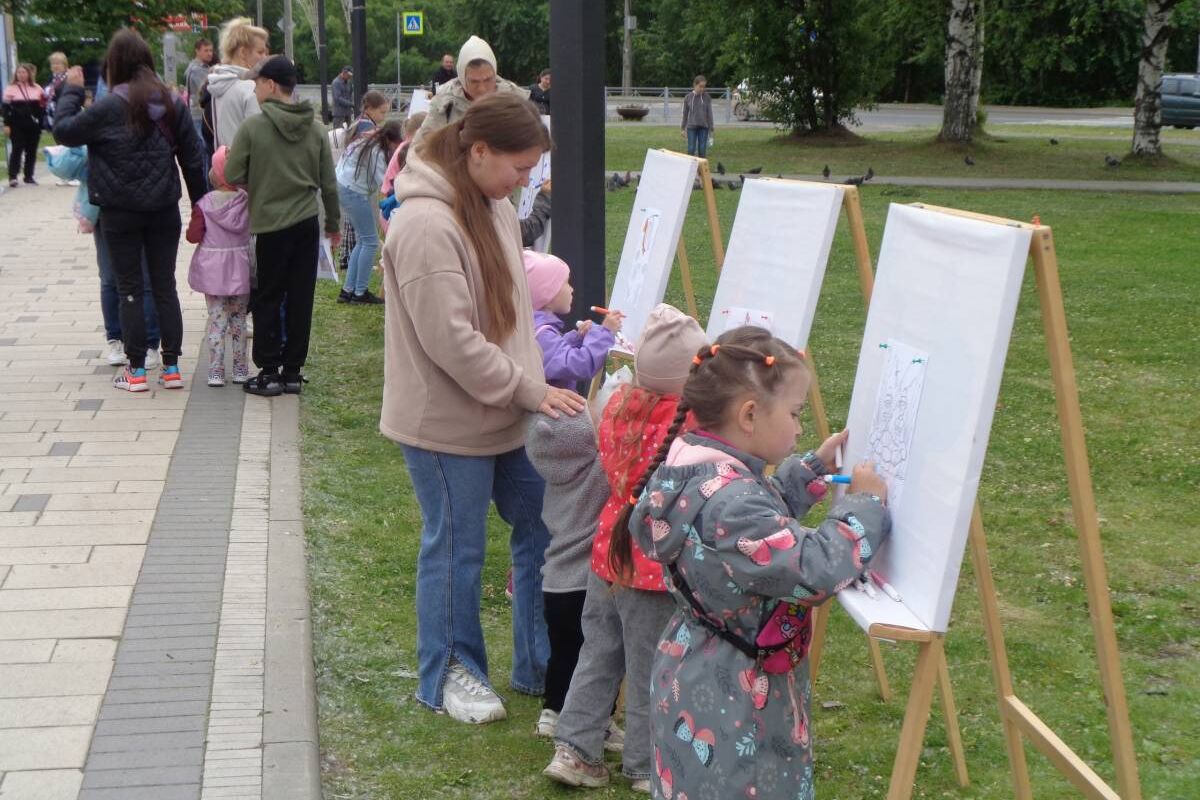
[621, 327, 892, 800]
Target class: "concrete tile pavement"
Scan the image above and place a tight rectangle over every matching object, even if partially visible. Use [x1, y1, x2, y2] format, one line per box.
[0, 173, 319, 799]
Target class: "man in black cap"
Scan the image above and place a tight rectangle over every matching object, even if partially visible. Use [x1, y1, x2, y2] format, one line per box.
[224, 56, 342, 397]
[331, 65, 354, 127]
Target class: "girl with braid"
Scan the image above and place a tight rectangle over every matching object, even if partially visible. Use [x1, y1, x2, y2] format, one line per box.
[544, 304, 707, 793]
[626, 326, 892, 800]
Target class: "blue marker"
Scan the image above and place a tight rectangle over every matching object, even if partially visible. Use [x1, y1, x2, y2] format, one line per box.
[822, 474, 852, 485]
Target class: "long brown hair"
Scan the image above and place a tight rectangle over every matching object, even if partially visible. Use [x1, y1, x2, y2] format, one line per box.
[419, 93, 549, 342]
[10, 62, 37, 86]
[105, 29, 177, 137]
[608, 326, 806, 583]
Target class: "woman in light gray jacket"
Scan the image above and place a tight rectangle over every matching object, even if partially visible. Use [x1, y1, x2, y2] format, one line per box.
[206, 17, 268, 148]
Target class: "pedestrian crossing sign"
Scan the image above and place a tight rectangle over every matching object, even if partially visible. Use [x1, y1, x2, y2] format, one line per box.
[403, 11, 424, 36]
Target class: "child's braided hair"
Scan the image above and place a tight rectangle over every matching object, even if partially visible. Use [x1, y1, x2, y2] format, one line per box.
[607, 326, 806, 584]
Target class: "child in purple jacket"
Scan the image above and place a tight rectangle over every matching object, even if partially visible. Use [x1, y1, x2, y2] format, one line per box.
[186, 146, 252, 388]
[524, 251, 625, 389]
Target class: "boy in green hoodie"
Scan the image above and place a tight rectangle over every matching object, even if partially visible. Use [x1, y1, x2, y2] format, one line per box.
[225, 55, 341, 396]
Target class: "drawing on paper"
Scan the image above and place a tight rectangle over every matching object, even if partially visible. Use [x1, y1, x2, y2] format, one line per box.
[623, 207, 661, 310]
[721, 306, 776, 334]
[863, 339, 928, 507]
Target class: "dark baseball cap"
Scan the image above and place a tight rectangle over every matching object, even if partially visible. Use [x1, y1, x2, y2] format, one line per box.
[245, 55, 297, 89]
[341, 65, 353, 73]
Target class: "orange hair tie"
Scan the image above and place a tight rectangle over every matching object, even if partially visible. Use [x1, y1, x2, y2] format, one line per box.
[764, 355, 776, 367]
[710, 344, 721, 356]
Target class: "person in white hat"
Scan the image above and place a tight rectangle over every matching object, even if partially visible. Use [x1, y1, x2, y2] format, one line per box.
[417, 35, 530, 141]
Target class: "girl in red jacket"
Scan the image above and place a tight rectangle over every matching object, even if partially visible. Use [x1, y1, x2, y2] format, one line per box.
[543, 303, 706, 792]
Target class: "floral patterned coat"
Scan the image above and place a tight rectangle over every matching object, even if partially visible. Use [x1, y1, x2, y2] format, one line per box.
[631, 433, 891, 800]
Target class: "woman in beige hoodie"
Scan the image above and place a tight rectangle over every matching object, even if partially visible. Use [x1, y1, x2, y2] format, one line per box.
[380, 94, 584, 725]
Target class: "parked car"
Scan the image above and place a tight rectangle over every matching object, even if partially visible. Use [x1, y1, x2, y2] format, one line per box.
[1162, 73, 1200, 129]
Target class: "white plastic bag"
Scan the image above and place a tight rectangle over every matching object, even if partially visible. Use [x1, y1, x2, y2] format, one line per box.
[317, 237, 339, 282]
[592, 364, 634, 415]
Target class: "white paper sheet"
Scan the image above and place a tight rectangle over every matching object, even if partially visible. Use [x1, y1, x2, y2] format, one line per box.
[838, 203, 1032, 634]
[407, 89, 431, 118]
[704, 179, 844, 350]
[608, 150, 699, 344]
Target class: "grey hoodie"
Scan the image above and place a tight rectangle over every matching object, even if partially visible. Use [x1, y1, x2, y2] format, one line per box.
[206, 64, 260, 148]
[525, 412, 610, 593]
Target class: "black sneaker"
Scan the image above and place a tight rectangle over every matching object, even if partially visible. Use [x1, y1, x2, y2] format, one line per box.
[243, 370, 283, 397]
[279, 372, 306, 395]
[336, 288, 354, 303]
[350, 289, 385, 305]
[23, 177, 37, 185]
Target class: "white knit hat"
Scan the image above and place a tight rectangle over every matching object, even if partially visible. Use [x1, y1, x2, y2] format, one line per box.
[457, 35, 497, 73]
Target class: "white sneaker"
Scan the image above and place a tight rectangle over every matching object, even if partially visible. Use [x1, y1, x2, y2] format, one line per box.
[604, 718, 625, 753]
[144, 349, 160, 371]
[441, 661, 506, 724]
[630, 778, 652, 794]
[105, 339, 126, 366]
[535, 708, 559, 738]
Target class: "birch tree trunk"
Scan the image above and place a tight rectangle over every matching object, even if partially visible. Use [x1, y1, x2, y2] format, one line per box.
[940, 0, 981, 142]
[1131, 0, 1180, 156]
[968, 1, 985, 122]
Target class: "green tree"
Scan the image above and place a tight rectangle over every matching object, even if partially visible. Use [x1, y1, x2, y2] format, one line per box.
[7, 0, 246, 79]
[698, 0, 891, 134]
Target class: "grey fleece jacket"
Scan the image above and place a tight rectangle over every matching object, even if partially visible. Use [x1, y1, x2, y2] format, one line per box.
[525, 411, 610, 593]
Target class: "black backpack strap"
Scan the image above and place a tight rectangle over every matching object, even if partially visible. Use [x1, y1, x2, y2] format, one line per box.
[668, 562, 766, 663]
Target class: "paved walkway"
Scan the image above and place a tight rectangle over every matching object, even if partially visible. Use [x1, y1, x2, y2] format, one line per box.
[0, 172, 318, 800]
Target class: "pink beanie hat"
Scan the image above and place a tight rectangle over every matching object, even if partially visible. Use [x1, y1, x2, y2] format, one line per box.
[523, 250, 571, 310]
[210, 145, 230, 188]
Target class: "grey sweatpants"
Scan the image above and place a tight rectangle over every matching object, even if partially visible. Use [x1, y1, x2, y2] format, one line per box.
[554, 572, 674, 779]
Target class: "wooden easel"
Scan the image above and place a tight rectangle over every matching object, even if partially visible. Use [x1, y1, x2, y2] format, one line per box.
[801, 185, 971, 788]
[821, 205, 1142, 800]
[659, 150, 724, 320]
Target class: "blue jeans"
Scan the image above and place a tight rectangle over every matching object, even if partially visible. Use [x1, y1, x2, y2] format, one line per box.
[192, 118, 211, 187]
[401, 444, 551, 710]
[687, 127, 709, 158]
[338, 183, 379, 295]
[94, 228, 160, 349]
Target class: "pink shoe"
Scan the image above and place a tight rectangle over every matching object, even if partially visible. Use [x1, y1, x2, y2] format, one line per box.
[505, 567, 513, 601]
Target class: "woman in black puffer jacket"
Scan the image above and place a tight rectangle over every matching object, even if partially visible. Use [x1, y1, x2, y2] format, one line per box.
[54, 29, 206, 392]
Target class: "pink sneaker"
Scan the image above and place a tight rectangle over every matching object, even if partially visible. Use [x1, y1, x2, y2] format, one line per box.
[505, 567, 513, 601]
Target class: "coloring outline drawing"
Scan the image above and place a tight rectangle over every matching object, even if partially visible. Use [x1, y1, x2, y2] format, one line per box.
[722, 306, 776, 334]
[863, 339, 928, 508]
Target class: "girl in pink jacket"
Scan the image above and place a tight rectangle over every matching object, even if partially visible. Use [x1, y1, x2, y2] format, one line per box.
[186, 146, 251, 387]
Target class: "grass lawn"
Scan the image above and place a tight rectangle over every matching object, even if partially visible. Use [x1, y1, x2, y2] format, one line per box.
[603, 125, 1200, 182]
[302, 160, 1199, 797]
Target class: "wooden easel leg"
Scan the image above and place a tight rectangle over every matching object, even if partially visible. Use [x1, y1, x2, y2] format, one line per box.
[969, 510, 1034, 800]
[1030, 231, 1143, 800]
[886, 636, 942, 800]
[869, 636, 892, 702]
[807, 603, 829, 685]
[698, 161, 726, 272]
[674, 238, 700, 320]
[840, 187, 876, 302]
[936, 648, 969, 787]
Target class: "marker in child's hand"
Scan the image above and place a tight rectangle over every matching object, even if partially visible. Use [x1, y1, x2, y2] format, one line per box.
[834, 444, 844, 470]
[869, 570, 903, 603]
[590, 306, 610, 315]
[822, 474, 852, 485]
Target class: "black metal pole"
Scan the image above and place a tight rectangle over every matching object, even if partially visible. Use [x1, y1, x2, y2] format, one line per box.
[350, 0, 367, 112]
[317, 0, 329, 122]
[549, 0, 606, 325]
